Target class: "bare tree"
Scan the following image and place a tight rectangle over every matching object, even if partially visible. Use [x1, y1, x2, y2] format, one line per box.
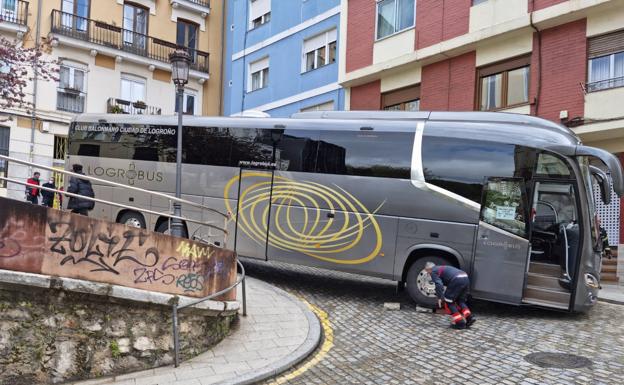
[0, 36, 58, 110]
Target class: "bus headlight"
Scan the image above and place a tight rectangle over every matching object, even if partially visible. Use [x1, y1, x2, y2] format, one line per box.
[584, 273, 599, 289]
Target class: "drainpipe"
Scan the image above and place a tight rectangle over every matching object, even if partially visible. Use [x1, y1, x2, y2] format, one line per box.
[218, 0, 227, 116]
[29, 0, 43, 167]
[530, 0, 542, 116]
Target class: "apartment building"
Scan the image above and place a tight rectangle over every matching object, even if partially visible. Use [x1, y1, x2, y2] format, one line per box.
[0, 0, 223, 199]
[340, 0, 624, 262]
[222, 0, 345, 117]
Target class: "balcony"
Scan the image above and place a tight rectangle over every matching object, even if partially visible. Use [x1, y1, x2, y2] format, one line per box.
[585, 76, 624, 93]
[0, 0, 28, 35]
[107, 98, 162, 115]
[50, 10, 209, 74]
[171, 0, 210, 16]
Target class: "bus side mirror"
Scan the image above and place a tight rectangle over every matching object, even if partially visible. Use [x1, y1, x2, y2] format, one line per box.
[590, 165, 611, 205]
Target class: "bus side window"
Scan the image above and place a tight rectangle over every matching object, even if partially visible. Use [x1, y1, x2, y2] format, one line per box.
[316, 131, 413, 179]
[183, 126, 232, 166]
[274, 130, 320, 172]
[228, 128, 273, 166]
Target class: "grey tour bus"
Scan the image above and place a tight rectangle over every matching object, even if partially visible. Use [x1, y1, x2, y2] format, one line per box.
[66, 111, 624, 312]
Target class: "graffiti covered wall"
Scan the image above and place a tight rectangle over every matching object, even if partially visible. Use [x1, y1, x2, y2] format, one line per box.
[0, 198, 237, 300]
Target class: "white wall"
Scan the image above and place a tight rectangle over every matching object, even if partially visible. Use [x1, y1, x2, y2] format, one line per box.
[469, 0, 527, 33]
[373, 29, 416, 65]
[475, 32, 532, 67]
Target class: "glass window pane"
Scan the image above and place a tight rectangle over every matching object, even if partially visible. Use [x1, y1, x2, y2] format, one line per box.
[398, 0, 415, 30]
[185, 94, 195, 115]
[480, 73, 502, 110]
[316, 46, 326, 67]
[183, 127, 232, 166]
[589, 55, 611, 82]
[306, 51, 315, 71]
[614, 52, 624, 82]
[536, 153, 571, 177]
[404, 99, 420, 111]
[329, 41, 337, 63]
[377, 0, 396, 39]
[507, 66, 529, 106]
[316, 131, 413, 179]
[59, 66, 70, 88]
[176, 22, 185, 46]
[275, 130, 320, 172]
[383, 104, 402, 111]
[73, 70, 84, 91]
[262, 68, 269, 88]
[229, 128, 273, 166]
[481, 179, 527, 237]
[251, 71, 260, 90]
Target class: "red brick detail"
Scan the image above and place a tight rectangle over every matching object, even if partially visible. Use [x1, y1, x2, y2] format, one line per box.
[350, 80, 381, 110]
[528, 0, 568, 12]
[346, 0, 375, 73]
[420, 52, 476, 111]
[529, 19, 586, 122]
[416, 0, 471, 49]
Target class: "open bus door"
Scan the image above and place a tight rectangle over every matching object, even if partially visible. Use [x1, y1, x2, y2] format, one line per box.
[471, 177, 530, 304]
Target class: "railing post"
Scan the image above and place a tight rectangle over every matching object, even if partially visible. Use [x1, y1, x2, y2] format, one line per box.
[172, 303, 180, 368]
[242, 274, 247, 317]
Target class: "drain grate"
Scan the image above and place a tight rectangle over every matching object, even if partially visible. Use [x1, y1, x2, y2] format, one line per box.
[524, 352, 593, 369]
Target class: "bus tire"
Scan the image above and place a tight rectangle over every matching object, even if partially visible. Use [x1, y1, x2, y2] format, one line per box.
[118, 212, 146, 229]
[406, 256, 448, 308]
[156, 220, 188, 238]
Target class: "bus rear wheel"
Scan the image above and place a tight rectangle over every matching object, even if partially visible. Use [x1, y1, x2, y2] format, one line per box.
[406, 256, 448, 308]
[156, 220, 188, 238]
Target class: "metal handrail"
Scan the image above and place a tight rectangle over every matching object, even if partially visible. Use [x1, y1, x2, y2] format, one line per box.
[2, 177, 228, 236]
[0, 154, 228, 219]
[172, 259, 247, 367]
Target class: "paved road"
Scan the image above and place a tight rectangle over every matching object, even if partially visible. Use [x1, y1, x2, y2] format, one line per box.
[241, 258, 624, 385]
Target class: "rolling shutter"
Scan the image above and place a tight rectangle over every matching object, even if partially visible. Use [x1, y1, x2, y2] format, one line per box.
[588, 30, 624, 58]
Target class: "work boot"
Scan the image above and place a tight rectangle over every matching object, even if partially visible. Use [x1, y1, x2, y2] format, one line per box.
[450, 320, 466, 330]
[465, 316, 476, 328]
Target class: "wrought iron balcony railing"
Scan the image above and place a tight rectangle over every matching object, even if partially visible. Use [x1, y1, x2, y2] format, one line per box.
[586, 76, 624, 93]
[184, 0, 210, 7]
[0, 0, 28, 26]
[50, 10, 209, 73]
[107, 98, 162, 115]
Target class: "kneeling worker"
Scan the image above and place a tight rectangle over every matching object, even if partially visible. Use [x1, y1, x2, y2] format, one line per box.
[425, 262, 475, 329]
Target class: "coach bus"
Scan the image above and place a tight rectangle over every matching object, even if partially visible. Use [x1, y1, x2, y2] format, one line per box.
[66, 111, 624, 312]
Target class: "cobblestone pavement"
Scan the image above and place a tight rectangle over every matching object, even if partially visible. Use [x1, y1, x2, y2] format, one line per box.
[241, 259, 624, 385]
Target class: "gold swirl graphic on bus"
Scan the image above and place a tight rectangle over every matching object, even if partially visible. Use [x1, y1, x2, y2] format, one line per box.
[224, 172, 384, 265]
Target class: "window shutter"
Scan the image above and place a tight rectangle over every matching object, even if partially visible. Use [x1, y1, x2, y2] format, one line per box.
[589, 30, 624, 58]
[382, 85, 420, 108]
[250, 0, 270, 21]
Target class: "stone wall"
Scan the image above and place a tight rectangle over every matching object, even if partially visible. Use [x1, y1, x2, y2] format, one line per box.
[0, 281, 237, 384]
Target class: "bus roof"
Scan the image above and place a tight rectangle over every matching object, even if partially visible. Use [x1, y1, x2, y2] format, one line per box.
[72, 111, 580, 146]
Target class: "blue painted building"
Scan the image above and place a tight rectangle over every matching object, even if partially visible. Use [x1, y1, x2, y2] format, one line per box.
[222, 0, 343, 117]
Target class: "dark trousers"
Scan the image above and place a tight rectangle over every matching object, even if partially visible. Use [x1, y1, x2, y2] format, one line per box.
[26, 195, 38, 205]
[444, 276, 472, 324]
[71, 208, 89, 216]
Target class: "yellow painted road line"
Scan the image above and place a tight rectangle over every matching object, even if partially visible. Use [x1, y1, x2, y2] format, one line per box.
[267, 299, 334, 385]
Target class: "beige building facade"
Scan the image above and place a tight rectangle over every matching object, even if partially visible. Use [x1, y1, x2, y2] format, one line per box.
[0, 0, 224, 199]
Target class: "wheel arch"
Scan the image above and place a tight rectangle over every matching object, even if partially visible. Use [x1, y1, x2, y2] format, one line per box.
[155, 216, 189, 236]
[401, 244, 466, 282]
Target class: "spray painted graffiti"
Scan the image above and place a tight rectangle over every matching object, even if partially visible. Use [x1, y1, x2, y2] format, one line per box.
[0, 199, 237, 299]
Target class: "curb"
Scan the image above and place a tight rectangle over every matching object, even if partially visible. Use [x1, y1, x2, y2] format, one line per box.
[214, 276, 322, 385]
[598, 297, 624, 306]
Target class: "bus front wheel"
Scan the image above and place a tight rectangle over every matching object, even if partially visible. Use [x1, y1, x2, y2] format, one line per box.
[119, 212, 146, 229]
[406, 256, 448, 308]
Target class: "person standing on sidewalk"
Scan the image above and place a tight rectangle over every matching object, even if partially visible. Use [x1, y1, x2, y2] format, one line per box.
[425, 262, 475, 330]
[25, 171, 41, 205]
[67, 164, 95, 216]
[41, 177, 57, 208]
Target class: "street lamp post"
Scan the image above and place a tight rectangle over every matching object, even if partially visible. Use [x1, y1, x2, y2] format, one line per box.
[169, 49, 191, 238]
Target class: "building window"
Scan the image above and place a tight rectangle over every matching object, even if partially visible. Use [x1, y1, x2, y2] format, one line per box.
[120, 74, 146, 113]
[123, 3, 148, 52]
[376, 0, 415, 40]
[382, 85, 420, 111]
[587, 30, 624, 92]
[61, 0, 90, 31]
[249, 0, 270, 30]
[477, 56, 530, 111]
[0, 126, 8, 188]
[300, 101, 334, 112]
[248, 57, 269, 92]
[177, 19, 198, 53]
[57, 62, 87, 113]
[303, 29, 337, 72]
[472, 0, 488, 5]
[175, 90, 198, 115]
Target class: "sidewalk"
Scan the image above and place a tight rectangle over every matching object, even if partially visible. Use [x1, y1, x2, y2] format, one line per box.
[599, 283, 624, 305]
[72, 277, 321, 385]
